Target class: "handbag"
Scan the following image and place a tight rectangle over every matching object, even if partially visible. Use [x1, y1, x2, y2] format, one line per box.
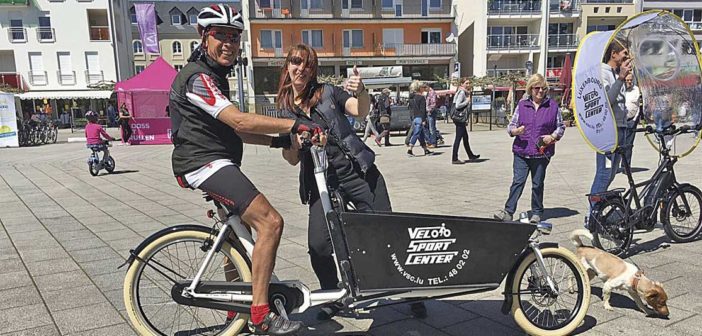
[450, 104, 469, 123]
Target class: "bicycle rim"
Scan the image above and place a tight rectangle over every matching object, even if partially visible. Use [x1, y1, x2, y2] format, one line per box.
[666, 187, 702, 238]
[125, 231, 250, 336]
[593, 201, 631, 255]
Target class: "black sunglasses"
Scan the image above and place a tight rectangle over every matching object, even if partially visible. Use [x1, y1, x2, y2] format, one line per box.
[209, 30, 241, 43]
[289, 56, 305, 66]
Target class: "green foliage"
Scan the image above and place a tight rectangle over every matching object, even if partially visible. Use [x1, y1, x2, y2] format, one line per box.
[561, 108, 575, 121]
[317, 74, 345, 86]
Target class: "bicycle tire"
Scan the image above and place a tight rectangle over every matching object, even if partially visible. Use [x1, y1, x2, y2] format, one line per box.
[105, 157, 116, 173]
[511, 247, 590, 336]
[124, 229, 252, 336]
[590, 199, 632, 256]
[88, 158, 100, 176]
[662, 184, 702, 243]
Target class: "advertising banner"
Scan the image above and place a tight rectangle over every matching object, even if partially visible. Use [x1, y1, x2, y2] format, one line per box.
[129, 118, 172, 145]
[0, 92, 19, 148]
[135, 3, 159, 54]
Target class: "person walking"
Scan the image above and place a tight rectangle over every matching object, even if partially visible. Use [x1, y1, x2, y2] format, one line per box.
[424, 84, 438, 147]
[407, 81, 434, 157]
[451, 79, 480, 164]
[494, 74, 565, 223]
[118, 103, 133, 144]
[376, 88, 393, 146]
[361, 94, 382, 146]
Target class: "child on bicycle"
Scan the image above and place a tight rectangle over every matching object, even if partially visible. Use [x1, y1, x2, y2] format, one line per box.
[85, 110, 115, 152]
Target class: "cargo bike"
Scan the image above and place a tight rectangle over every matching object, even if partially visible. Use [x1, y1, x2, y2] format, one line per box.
[121, 141, 590, 336]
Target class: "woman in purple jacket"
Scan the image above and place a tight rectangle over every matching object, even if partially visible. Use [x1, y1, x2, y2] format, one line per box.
[494, 74, 565, 223]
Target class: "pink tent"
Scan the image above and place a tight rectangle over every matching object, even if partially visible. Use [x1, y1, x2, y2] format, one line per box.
[114, 57, 177, 145]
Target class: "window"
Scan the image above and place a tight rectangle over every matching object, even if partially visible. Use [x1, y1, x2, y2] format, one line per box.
[302, 30, 323, 48]
[57, 52, 73, 84]
[29, 52, 47, 85]
[382, 0, 394, 8]
[10, 19, 25, 42]
[172, 41, 182, 54]
[382, 28, 403, 48]
[130, 7, 137, 24]
[254, 67, 281, 94]
[171, 14, 181, 25]
[586, 25, 615, 33]
[260, 0, 271, 8]
[343, 30, 363, 48]
[260, 30, 282, 49]
[135, 65, 145, 74]
[421, 29, 442, 44]
[189, 14, 197, 25]
[311, 0, 322, 9]
[170, 8, 183, 25]
[190, 41, 199, 52]
[38, 16, 53, 41]
[430, 0, 441, 8]
[351, 0, 363, 9]
[133, 40, 143, 54]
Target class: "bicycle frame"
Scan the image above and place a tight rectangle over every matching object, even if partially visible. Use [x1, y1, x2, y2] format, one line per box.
[178, 145, 557, 315]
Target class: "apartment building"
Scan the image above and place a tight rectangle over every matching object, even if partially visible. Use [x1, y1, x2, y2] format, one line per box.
[457, 0, 639, 81]
[641, 0, 702, 43]
[0, 0, 118, 115]
[111, 0, 253, 107]
[248, 0, 456, 107]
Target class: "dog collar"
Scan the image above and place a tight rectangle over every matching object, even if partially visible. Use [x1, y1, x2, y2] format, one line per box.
[632, 270, 644, 290]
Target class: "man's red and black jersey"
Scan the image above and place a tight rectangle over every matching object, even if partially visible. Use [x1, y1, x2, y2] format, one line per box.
[169, 57, 242, 176]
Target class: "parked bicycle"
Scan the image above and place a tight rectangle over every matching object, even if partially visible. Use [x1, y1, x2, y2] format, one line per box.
[587, 124, 702, 256]
[17, 119, 58, 146]
[121, 136, 590, 336]
[87, 140, 115, 176]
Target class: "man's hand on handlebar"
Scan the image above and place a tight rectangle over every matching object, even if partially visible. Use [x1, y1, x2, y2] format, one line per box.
[291, 118, 323, 136]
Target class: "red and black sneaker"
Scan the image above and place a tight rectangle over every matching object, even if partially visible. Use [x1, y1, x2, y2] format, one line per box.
[250, 311, 304, 335]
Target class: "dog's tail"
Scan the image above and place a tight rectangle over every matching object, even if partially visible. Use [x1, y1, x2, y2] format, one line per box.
[570, 229, 593, 247]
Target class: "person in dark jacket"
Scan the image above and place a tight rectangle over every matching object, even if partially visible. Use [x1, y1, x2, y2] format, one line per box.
[451, 79, 480, 164]
[407, 81, 434, 157]
[494, 74, 565, 223]
[280, 44, 427, 320]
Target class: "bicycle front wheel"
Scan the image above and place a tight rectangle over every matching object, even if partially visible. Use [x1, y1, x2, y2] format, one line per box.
[662, 184, 702, 243]
[511, 247, 590, 336]
[591, 199, 632, 256]
[123, 229, 252, 336]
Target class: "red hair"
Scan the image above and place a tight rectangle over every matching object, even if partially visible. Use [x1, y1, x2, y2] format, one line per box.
[276, 44, 322, 112]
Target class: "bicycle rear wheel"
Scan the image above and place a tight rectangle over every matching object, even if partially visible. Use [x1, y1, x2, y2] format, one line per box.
[662, 184, 702, 243]
[510, 247, 590, 336]
[124, 229, 251, 336]
[590, 199, 632, 256]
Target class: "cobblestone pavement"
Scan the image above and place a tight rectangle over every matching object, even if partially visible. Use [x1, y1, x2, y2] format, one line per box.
[1, 123, 701, 335]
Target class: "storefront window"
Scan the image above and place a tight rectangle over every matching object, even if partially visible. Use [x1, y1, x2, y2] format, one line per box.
[254, 67, 281, 95]
[402, 65, 449, 83]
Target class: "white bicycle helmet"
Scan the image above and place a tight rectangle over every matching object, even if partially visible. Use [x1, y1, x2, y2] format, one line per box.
[197, 4, 244, 34]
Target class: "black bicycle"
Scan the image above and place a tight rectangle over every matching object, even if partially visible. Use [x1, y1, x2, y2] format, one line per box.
[587, 124, 702, 256]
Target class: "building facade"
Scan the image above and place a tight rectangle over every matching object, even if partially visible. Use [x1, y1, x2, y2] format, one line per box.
[0, 0, 118, 116]
[111, 0, 254, 109]
[248, 0, 456, 111]
[641, 0, 702, 44]
[457, 0, 639, 81]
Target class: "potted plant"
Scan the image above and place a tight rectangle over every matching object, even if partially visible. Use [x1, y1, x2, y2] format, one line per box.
[561, 107, 575, 127]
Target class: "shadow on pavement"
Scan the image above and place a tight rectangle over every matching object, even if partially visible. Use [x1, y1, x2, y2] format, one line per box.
[108, 169, 140, 175]
[624, 235, 672, 257]
[544, 207, 580, 220]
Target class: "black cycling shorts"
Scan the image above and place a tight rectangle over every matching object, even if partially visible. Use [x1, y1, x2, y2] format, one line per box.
[197, 165, 260, 216]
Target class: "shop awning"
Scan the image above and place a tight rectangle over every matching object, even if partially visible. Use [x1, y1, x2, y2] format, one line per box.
[17, 90, 113, 100]
[363, 77, 414, 89]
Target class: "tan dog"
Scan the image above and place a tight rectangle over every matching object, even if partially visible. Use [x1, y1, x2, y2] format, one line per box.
[569, 229, 669, 317]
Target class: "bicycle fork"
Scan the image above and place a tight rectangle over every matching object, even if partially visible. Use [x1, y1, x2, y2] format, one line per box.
[529, 241, 558, 294]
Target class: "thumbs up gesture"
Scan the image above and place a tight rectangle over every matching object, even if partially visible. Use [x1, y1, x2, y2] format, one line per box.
[346, 65, 365, 95]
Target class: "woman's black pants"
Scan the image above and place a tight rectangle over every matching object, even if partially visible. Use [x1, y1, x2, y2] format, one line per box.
[452, 122, 475, 161]
[307, 165, 391, 289]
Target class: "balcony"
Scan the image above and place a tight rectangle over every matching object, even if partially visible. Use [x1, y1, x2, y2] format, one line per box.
[28, 71, 48, 86]
[0, 73, 26, 91]
[580, 0, 632, 3]
[548, 34, 578, 48]
[89, 26, 110, 41]
[8, 27, 26, 42]
[688, 22, 702, 30]
[488, 1, 542, 15]
[549, 1, 580, 15]
[487, 34, 540, 51]
[486, 68, 528, 77]
[255, 7, 291, 19]
[85, 70, 104, 84]
[37, 27, 55, 42]
[377, 43, 456, 57]
[57, 70, 76, 85]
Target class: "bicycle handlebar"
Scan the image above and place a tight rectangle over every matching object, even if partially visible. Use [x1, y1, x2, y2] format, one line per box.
[635, 124, 696, 136]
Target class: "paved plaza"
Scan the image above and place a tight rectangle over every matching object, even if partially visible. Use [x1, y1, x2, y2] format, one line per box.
[1, 123, 701, 335]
